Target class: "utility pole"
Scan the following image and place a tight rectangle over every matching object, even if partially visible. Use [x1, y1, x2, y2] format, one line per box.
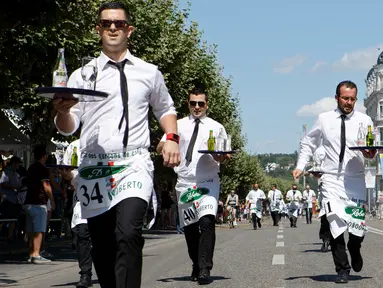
[302, 124, 307, 187]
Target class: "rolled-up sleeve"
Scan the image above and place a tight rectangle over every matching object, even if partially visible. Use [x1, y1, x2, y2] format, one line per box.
[296, 116, 323, 171]
[54, 70, 83, 136]
[150, 69, 177, 120]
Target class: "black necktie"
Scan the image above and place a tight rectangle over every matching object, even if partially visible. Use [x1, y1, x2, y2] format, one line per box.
[339, 114, 347, 163]
[185, 119, 200, 162]
[108, 60, 129, 147]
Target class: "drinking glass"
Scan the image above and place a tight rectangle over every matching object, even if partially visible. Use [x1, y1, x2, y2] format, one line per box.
[81, 57, 98, 90]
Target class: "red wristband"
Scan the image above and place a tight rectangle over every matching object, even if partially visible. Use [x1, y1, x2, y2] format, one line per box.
[166, 133, 180, 144]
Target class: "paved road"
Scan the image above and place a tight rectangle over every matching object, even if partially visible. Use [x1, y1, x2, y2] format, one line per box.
[2, 216, 383, 287]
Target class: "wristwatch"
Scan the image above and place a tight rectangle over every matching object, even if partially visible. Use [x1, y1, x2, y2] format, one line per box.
[166, 133, 180, 144]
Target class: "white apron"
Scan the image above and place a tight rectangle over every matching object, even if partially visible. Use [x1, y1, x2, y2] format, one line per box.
[288, 201, 299, 218]
[319, 173, 367, 239]
[76, 149, 157, 228]
[176, 176, 220, 228]
[250, 201, 263, 218]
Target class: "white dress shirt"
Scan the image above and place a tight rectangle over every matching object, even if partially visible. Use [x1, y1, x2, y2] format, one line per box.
[286, 190, 302, 203]
[267, 189, 282, 211]
[296, 108, 373, 203]
[161, 115, 227, 180]
[246, 189, 266, 211]
[303, 189, 316, 209]
[56, 50, 176, 154]
[296, 108, 373, 176]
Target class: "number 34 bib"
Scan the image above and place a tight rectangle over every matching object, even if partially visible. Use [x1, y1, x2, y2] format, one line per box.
[76, 153, 154, 218]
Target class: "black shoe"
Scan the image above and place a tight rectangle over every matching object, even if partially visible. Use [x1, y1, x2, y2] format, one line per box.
[76, 275, 92, 288]
[348, 243, 363, 272]
[321, 241, 329, 252]
[198, 268, 210, 285]
[258, 222, 262, 228]
[191, 265, 199, 282]
[334, 270, 349, 284]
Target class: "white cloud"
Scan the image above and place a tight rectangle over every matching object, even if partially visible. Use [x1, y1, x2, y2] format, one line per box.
[296, 97, 366, 117]
[273, 55, 306, 74]
[311, 61, 327, 72]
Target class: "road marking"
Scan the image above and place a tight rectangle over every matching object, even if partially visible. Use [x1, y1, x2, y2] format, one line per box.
[272, 254, 285, 265]
[276, 241, 284, 247]
[277, 235, 283, 239]
[367, 226, 383, 236]
[278, 230, 283, 233]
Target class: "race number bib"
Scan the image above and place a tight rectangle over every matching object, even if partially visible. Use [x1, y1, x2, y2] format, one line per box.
[76, 153, 153, 215]
[345, 206, 367, 237]
[177, 178, 219, 228]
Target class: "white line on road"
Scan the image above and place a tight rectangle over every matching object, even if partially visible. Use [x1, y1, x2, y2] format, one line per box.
[277, 235, 283, 239]
[276, 242, 284, 247]
[278, 230, 283, 233]
[272, 254, 285, 265]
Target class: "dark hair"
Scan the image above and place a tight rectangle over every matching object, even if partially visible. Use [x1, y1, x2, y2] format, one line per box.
[188, 85, 208, 102]
[33, 144, 47, 161]
[98, 2, 132, 25]
[272, 184, 276, 187]
[335, 80, 358, 96]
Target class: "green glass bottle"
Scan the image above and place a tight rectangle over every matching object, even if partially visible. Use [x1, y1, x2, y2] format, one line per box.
[71, 147, 78, 166]
[366, 125, 374, 147]
[207, 130, 215, 151]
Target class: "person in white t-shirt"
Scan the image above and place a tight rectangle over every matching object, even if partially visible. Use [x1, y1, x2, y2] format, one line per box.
[157, 85, 230, 285]
[286, 184, 302, 228]
[245, 184, 266, 230]
[303, 184, 316, 224]
[53, 3, 180, 287]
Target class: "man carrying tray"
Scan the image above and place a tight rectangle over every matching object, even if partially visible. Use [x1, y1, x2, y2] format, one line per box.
[53, 2, 180, 287]
[157, 85, 230, 285]
[293, 80, 376, 284]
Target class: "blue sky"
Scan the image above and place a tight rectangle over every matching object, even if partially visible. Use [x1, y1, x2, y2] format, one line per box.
[179, 0, 383, 154]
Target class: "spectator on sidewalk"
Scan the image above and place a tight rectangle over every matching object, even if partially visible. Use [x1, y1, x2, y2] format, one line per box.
[24, 144, 55, 264]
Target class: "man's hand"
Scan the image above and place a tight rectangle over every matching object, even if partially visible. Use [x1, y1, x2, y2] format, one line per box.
[52, 98, 78, 115]
[162, 140, 180, 168]
[292, 169, 303, 180]
[213, 153, 231, 163]
[361, 149, 377, 159]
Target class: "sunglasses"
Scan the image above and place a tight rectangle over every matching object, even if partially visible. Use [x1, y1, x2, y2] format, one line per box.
[189, 101, 206, 107]
[99, 19, 129, 29]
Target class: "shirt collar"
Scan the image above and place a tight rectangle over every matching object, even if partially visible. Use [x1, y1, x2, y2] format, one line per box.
[189, 114, 207, 124]
[335, 108, 354, 119]
[99, 50, 136, 70]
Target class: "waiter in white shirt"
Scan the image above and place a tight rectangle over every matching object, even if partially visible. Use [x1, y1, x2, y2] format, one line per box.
[245, 183, 266, 230]
[293, 80, 376, 284]
[286, 184, 302, 228]
[53, 3, 180, 287]
[267, 184, 282, 226]
[157, 85, 230, 285]
[303, 184, 316, 224]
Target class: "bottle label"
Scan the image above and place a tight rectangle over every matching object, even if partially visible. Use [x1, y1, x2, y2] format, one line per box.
[53, 72, 67, 87]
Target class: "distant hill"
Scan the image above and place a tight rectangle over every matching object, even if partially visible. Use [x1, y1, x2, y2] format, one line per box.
[256, 152, 318, 191]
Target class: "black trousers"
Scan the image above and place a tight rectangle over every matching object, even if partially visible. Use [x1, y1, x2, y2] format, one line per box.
[305, 208, 312, 224]
[321, 215, 364, 273]
[72, 223, 92, 277]
[87, 197, 148, 288]
[184, 215, 216, 271]
[271, 211, 280, 226]
[289, 215, 297, 226]
[251, 214, 261, 229]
